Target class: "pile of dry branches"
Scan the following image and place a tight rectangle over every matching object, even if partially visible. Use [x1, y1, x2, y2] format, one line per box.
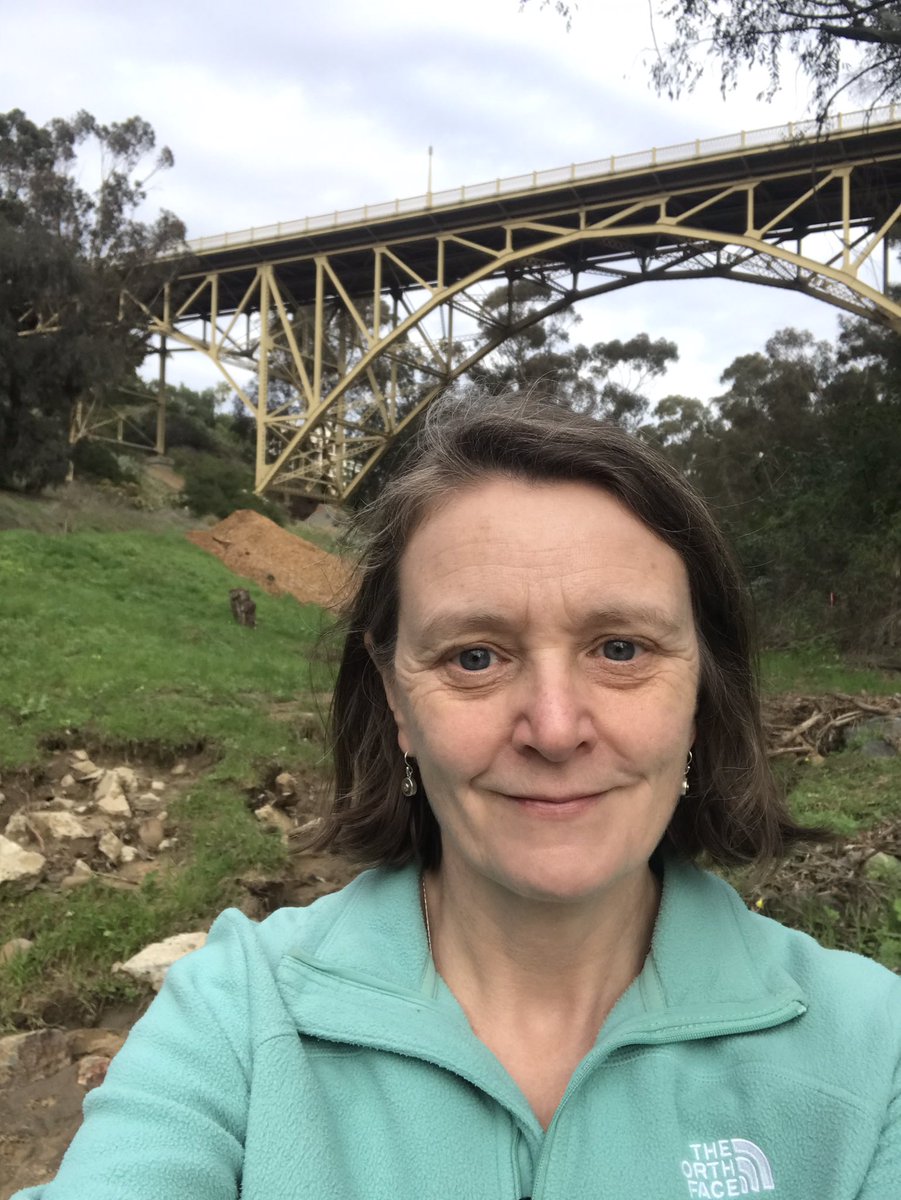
[762, 693, 901, 760]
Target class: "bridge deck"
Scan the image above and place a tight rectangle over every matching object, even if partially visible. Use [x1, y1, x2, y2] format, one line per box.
[171, 106, 901, 320]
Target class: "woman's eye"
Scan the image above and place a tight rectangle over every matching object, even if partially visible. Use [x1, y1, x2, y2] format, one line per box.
[454, 647, 495, 671]
[601, 639, 640, 662]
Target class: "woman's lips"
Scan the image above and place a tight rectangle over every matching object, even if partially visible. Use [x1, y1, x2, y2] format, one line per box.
[506, 793, 604, 817]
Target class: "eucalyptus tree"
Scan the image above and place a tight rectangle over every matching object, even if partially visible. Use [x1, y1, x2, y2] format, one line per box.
[0, 108, 185, 491]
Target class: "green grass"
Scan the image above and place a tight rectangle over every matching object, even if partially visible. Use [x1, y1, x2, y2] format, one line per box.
[760, 646, 901, 696]
[785, 752, 901, 836]
[0, 530, 333, 765]
[0, 529, 336, 1029]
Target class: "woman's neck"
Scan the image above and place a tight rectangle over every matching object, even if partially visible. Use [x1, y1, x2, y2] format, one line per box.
[423, 861, 660, 1039]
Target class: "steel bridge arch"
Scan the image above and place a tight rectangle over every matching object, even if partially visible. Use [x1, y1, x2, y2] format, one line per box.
[251, 220, 901, 499]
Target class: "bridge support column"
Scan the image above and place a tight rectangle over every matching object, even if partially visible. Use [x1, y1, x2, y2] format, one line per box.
[155, 335, 167, 456]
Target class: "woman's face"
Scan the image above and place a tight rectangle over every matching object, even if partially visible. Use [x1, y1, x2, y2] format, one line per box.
[383, 476, 700, 905]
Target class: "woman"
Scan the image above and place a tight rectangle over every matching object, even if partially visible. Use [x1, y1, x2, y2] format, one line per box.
[16, 395, 900, 1199]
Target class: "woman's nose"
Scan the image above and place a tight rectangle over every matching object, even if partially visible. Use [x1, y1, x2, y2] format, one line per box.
[511, 658, 595, 761]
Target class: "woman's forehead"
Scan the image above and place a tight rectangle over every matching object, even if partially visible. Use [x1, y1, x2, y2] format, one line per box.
[396, 476, 693, 626]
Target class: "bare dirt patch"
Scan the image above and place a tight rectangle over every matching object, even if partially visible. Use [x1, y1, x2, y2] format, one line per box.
[187, 509, 350, 609]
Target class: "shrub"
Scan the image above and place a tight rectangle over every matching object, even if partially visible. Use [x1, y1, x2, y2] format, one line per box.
[71, 439, 125, 483]
[180, 454, 284, 524]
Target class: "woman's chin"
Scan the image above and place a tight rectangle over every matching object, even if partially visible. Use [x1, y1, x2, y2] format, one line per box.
[487, 855, 651, 908]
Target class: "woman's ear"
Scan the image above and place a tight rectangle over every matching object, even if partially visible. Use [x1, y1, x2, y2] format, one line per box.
[364, 633, 411, 754]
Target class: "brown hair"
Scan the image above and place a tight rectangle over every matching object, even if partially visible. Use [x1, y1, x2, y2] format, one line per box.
[319, 391, 816, 869]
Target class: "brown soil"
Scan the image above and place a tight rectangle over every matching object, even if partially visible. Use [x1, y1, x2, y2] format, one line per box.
[186, 509, 350, 610]
[1, 1063, 88, 1197]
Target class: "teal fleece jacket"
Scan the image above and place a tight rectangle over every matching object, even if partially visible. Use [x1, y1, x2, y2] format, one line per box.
[13, 857, 901, 1199]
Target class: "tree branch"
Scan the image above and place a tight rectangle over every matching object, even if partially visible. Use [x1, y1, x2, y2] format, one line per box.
[821, 23, 901, 47]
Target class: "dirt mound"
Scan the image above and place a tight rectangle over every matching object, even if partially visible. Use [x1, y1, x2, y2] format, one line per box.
[187, 510, 350, 609]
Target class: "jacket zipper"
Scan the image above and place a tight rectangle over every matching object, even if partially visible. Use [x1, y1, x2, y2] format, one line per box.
[529, 997, 806, 1198]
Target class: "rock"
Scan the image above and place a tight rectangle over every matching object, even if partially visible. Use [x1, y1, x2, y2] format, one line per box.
[66, 1029, 126, 1060]
[0, 834, 46, 889]
[851, 716, 901, 758]
[94, 772, 133, 818]
[254, 804, 294, 836]
[60, 773, 76, 789]
[275, 771, 296, 797]
[71, 750, 89, 762]
[98, 831, 125, 865]
[94, 771, 121, 802]
[138, 817, 165, 852]
[157, 837, 178, 852]
[134, 791, 163, 813]
[0, 791, 5, 803]
[30, 811, 93, 845]
[71, 759, 102, 782]
[0, 937, 34, 964]
[861, 741, 897, 759]
[114, 931, 207, 991]
[120, 844, 138, 864]
[171, 763, 188, 777]
[77, 1054, 112, 1091]
[61, 859, 93, 889]
[150, 780, 166, 794]
[0, 1029, 71, 1087]
[4, 809, 34, 843]
[113, 766, 139, 797]
[864, 852, 901, 884]
[96, 790, 132, 820]
[295, 817, 323, 837]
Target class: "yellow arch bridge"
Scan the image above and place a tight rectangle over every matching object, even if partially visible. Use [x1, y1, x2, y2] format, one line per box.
[126, 105, 901, 504]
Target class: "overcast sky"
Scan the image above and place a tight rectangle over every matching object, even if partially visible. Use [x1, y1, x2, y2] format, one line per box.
[2, 0, 864, 402]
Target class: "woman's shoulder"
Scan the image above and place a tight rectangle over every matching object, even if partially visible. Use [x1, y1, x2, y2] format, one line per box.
[749, 897, 901, 1017]
[199, 863, 417, 976]
[690, 862, 901, 1027]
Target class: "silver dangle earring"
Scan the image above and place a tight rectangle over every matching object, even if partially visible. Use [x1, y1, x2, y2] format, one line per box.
[401, 753, 418, 798]
[681, 750, 693, 797]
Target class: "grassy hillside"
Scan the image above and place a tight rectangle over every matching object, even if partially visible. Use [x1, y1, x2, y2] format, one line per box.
[0, 528, 338, 1028]
[0, 478, 204, 536]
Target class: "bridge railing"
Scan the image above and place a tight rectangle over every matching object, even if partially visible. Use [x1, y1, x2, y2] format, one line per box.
[187, 103, 899, 254]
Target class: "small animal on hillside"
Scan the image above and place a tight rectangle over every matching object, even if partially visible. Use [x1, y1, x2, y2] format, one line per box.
[229, 587, 257, 629]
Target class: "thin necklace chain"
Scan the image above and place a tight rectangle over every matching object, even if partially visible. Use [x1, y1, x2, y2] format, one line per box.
[421, 874, 433, 956]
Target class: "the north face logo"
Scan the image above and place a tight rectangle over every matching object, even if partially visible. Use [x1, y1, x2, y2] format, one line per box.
[680, 1138, 775, 1196]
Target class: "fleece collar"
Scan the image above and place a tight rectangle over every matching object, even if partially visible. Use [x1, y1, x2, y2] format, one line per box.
[276, 857, 806, 1127]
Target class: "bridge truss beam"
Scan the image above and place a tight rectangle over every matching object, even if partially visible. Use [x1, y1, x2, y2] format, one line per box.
[133, 112, 901, 503]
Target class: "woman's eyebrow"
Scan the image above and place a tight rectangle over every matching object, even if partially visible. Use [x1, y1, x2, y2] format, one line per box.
[580, 604, 686, 639]
[415, 603, 686, 644]
[416, 611, 518, 644]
